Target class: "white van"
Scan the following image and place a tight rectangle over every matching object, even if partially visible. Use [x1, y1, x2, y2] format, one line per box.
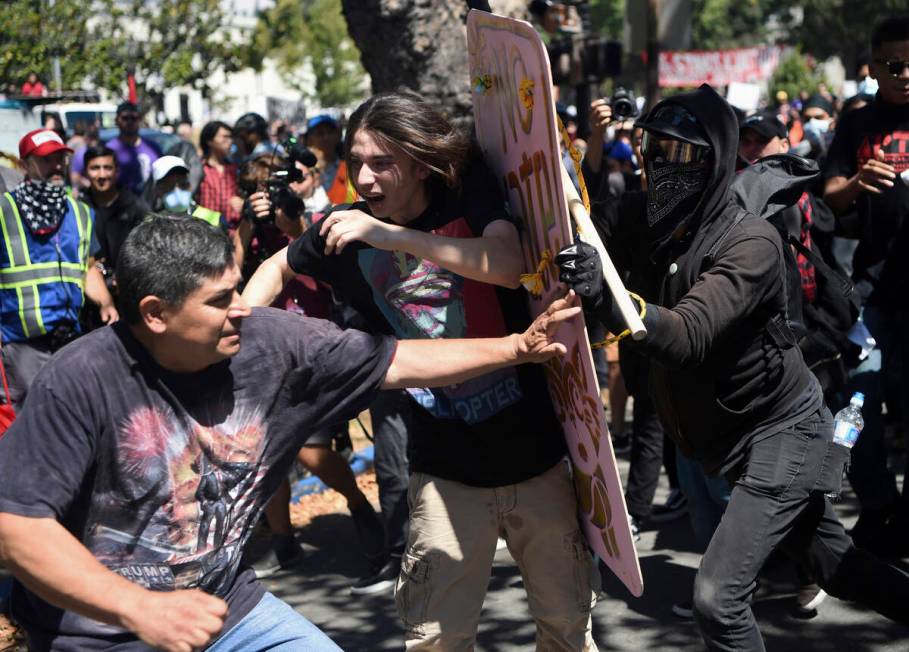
[40, 102, 118, 135]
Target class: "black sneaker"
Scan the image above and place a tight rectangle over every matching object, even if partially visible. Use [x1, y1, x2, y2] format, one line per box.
[350, 556, 401, 596]
[650, 488, 688, 523]
[245, 534, 305, 579]
[791, 584, 826, 619]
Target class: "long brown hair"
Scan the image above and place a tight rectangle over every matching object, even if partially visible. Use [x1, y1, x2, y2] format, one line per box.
[344, 91, 471, 192]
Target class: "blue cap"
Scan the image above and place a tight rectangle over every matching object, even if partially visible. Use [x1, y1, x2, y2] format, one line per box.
[605, 140, 634, 162]
[306, 115, 339, 131]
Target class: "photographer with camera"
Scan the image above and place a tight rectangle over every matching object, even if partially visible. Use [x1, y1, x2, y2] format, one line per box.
[236, 144, 321, 274]
[584, 89, 637, 181]
[234, 149, 387, 580]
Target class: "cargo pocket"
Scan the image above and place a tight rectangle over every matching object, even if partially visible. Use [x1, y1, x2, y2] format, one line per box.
[564, 530, 598, 612]
[395, 551, 433, 635]
[813, 439, 851, 496]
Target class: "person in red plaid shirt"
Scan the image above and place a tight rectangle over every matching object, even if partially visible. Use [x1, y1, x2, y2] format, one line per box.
[197, 121, 244, 229]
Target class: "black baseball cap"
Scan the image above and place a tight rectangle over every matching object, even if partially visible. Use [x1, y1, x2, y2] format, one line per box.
[740, 113, 787, 141]
[116, 101, 140, 116]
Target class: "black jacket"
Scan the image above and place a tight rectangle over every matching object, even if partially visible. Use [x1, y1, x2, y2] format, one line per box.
[83, 187, 149, 270]
[586, 85, 819, 471]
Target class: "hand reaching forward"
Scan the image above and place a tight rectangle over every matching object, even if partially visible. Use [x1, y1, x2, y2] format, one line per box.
[513, 291, 582, 363]
[121, 588, 228, 652]
[319, 209, 402, 254]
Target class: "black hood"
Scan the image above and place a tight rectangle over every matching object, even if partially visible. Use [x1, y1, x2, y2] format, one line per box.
[730, 154, 819, 221]
[644, 84, 739, 251]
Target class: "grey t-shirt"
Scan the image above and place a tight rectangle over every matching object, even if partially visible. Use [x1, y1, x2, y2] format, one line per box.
[0, 308, 395, 650]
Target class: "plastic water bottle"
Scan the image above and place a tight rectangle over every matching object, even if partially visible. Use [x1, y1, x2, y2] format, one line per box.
[832, 392, 865, 449]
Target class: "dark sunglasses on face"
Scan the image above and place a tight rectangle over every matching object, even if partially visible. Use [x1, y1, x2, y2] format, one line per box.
[641, 131, 712, 165]
[874, 58, 909, 77]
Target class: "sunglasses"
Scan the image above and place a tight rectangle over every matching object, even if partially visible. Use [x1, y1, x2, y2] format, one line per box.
[874, 58, 909, 77]
[641, 131, 711, 165]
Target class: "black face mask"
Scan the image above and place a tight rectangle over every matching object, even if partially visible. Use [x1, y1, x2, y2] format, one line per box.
[641, 131, 712, 245]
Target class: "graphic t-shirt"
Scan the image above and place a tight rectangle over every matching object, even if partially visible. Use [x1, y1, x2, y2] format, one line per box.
[0, 309, 395, 650]
[104, 137, 162, 195]
[286, 161, 566, 487]
[824, 98, 909, 308]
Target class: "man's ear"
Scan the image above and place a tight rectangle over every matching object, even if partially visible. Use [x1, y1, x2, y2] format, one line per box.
[138, 296, 168, 335]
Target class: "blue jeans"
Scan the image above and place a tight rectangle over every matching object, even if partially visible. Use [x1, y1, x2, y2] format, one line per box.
[207, 592, 342, 651]
[675, 452, 730, 550]
[845, 305, 909, 511]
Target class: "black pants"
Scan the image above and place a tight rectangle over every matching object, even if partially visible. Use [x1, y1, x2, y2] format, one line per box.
[694, 407, 909, 651]
[624, 392, 665, 520]
[370, 389, 411, 558]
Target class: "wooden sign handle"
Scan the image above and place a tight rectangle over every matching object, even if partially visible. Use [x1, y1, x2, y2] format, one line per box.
[560, 164, 647, 341]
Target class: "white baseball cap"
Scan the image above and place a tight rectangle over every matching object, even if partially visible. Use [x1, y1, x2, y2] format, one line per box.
[152, 155, 189, 182]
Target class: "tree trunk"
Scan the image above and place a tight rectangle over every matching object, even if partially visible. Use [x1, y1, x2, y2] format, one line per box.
[340, 0, 471, 123]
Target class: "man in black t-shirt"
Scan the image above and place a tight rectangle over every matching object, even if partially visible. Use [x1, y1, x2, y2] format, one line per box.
[0, 214, 579, 652]
[82, 145, 149, 275]
[824, 15, 909, 556]
[244, 92, 599, 650]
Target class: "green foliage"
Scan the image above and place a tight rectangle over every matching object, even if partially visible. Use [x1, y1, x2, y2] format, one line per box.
[0, 0, 95, 91]
[1, 0, 246, 108]
[784, 0, 909, 73]
[87, 0, 246, 107]
[690, 0, 786, 50]
[252, 0, 367, 108]
[589, 0, 625, 39]
[769, 50, 819, 102]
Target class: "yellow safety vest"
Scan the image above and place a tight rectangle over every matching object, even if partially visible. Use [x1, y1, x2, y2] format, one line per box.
[0, 192, 92, 341]
[191, 205, 222, 228]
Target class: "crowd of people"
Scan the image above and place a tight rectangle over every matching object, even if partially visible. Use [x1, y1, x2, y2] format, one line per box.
[0, 12, 908, 652]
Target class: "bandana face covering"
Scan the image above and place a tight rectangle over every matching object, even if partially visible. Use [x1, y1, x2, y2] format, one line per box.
[14, 179, 68, 236]
[645, 160, 709, 243]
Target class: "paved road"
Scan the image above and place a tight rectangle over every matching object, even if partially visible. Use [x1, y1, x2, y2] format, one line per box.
[2, 458, 906, 651]
[265, 455, 909, 652]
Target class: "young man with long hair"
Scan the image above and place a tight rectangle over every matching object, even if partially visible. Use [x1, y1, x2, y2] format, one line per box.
[244, 92, 599, 650]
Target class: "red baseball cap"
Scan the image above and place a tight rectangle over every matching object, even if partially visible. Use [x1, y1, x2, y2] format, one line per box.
[19, 129, 74, 160]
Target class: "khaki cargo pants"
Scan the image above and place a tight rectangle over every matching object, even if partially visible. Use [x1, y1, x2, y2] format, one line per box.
[395, 460, 600, 651]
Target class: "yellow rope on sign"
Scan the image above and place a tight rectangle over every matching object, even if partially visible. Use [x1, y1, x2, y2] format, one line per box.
[520, 116, 593, 298]
[591, 292, 647, 349]
[519, 249, 553, 296]
[557, 115, 591, 215]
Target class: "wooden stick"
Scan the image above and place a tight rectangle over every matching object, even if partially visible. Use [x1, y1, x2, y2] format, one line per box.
[560, 164, 647, 340]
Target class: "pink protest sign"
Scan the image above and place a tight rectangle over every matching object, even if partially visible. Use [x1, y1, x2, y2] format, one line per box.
[467, 9, 643, 597]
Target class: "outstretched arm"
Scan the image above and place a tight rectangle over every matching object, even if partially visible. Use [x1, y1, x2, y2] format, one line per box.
[382, 292, 580, 389]
[319, 210, 524, 289]
[0, 513, 227, 652]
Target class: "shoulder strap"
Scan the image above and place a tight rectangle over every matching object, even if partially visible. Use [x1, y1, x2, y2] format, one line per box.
[787, 234, 856, 303]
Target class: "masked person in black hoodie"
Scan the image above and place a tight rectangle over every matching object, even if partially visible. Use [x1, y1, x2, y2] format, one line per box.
[557, 84, 909, 650]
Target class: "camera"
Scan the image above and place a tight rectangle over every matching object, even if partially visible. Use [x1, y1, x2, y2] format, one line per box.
[609, 87, 638, 120]
[250, 136, 317, 223]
